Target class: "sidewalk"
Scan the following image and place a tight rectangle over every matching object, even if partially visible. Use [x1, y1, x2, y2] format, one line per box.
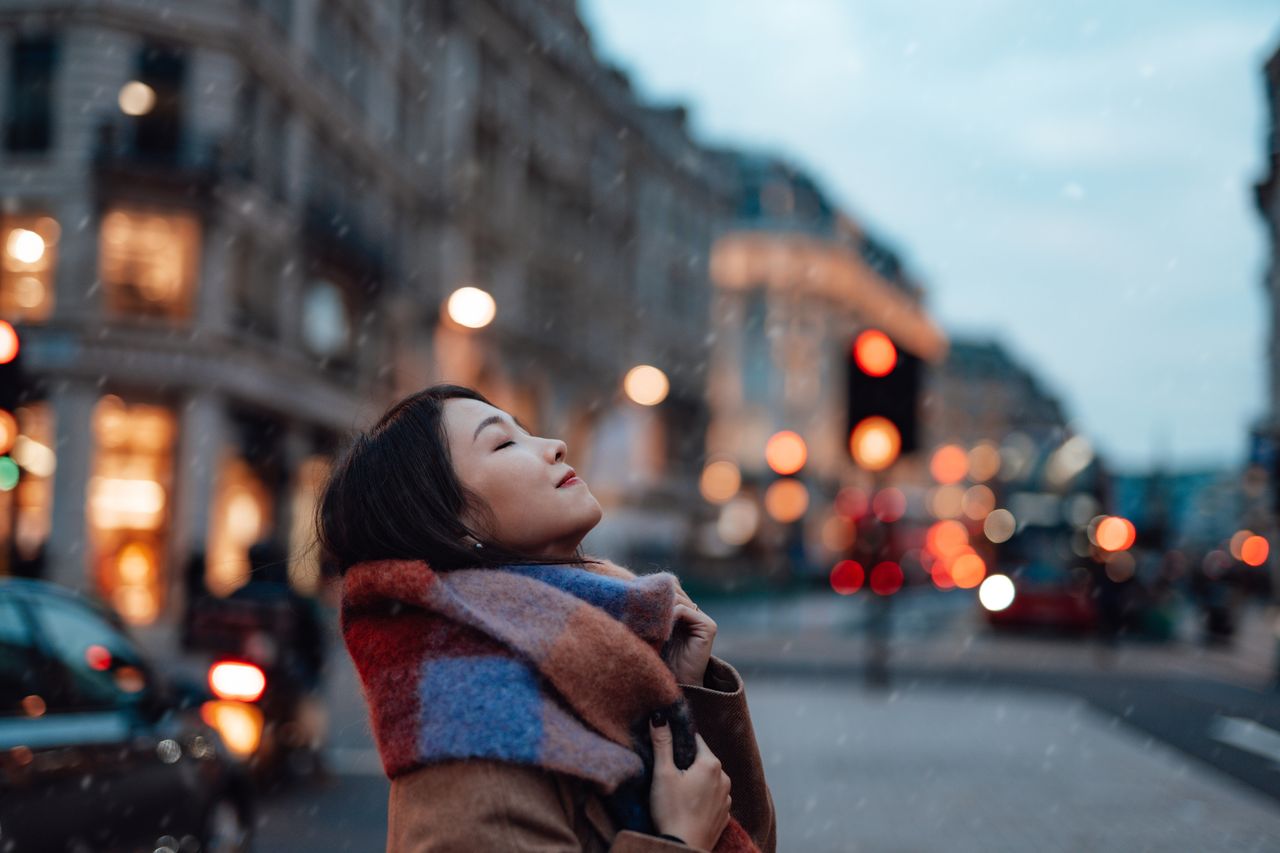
[748, 677, 1280, 852]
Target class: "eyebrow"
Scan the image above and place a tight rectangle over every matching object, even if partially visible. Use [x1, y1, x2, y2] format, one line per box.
[472, 414, 530, 443]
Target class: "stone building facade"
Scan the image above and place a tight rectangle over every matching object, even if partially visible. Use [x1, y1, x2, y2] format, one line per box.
[0, 0, 732, 633]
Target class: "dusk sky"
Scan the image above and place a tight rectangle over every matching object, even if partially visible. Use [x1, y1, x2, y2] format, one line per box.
[580, 0, 1280, 471]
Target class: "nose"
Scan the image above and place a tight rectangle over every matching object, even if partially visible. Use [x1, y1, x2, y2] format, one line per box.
[546, 437, 567, 464]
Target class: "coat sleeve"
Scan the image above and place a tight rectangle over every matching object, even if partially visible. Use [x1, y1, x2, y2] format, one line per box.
[678, 656, 778, 853]
[386, 759, 692, 852]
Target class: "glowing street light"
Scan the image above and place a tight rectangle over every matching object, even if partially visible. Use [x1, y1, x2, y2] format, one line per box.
[5, 229, 45, 265]
[118, 81, 156, 116]
[765, 430, 807, 475]
[446, 286, 497, 329]
[623, 365, 669, 406]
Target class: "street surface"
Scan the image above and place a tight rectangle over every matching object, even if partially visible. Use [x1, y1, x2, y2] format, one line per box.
[251, 592, 1280, 852]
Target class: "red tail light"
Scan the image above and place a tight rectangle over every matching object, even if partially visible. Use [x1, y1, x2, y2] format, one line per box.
[208, 661, 267, 702]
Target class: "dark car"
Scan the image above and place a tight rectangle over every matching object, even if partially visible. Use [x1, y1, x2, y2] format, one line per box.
[0, 578, 253, 852]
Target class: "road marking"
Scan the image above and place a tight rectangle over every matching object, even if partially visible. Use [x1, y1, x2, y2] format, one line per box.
[328, 747, 386, 776]
[1207, 715, 1280, 770]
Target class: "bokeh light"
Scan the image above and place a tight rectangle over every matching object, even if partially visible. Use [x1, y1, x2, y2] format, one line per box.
[928, 484, 965, 519]
[623, 364, 669, 406]
[118, 80, 156, 116]
[1105, 551, 1136, 582]
[0, 410, 16, 455]
[0, 321, 20, 365]
[961, 484, 996, 520]
[830, 560, 865, 595]
[765, 430, 807, 475]
[1241, 535, 1269, 567]
[1095, 516, 1136, 552]
[820, 513, 856, 552]
[853, 329, 897, 377]
[967, 442, 1002, 482]
[446, 286, 497, 329]
[849, 416, 901, 471]
[872, 487, 906, 523]
[835, 486, 869, 519]
[978, 575, 1016, 611]
[5, 228, 45, 264]
[764, 478, 809, 523]
[950, 553, 986, 589]
[929, 444, 969, 484]
[716, 496, 759, 545]
[699, 459, 741, 504]
[926, 519, 969, 559]
[983, 508, 1016, 543]
[870, 561, 904, 595]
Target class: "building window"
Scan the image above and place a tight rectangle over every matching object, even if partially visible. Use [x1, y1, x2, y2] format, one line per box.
[4, 36, 56, 153]
[131, 42, 186, 160]
[88, 396, 176, 626]
[206, 456, 273, 597]
[1, 215, 58, 321]
[99, 207, 200, 320]
[287, 455, 330, 595]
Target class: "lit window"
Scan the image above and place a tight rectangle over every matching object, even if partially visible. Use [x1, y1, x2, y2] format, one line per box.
[88, 396, 176, 625]
[206, 456, 273, 597]
[287, 455, 331, 595]
[99, 208, 200, 319]
[1, 215, 58, 321]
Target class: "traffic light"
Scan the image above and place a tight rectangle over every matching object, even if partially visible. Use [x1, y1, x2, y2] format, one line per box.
[0, 320, 24, 413]
[846, 329, 920, 470]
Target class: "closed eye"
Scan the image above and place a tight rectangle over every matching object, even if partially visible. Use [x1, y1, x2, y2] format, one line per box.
[495, 440, 514, 450]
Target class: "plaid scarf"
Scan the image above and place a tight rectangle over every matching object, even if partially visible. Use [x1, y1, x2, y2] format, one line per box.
[340, 556, 757, 852]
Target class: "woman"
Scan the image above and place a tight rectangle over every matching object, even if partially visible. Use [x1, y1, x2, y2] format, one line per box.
[319, 384, 776, 852]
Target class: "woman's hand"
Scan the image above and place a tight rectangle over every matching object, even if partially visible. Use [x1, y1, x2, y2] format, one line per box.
[666, 581, 717, 686]
[649, 715, 732, 850]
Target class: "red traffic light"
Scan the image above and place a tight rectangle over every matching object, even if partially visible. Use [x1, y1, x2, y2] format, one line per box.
[0, 321, 18, 365]
[853, 330, 897, 377]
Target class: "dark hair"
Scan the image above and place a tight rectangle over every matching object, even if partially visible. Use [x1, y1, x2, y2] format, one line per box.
[317, 383, 596, 575]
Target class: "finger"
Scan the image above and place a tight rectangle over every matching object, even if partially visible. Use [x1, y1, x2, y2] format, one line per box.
[649, 711, 674, 766]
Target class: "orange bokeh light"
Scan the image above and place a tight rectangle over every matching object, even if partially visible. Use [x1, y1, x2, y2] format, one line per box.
[1095, 516, 1136, 552]
[951, 553, 986, 589]
[849, 416, 901, 471]
[1241, 535, 1269, 567]
[765, 430, 808, 475]
[853, 330, 897, 377]
[926, 520, 969, 559]
[929, 444, 969, 485]
[931, 562, 956, 590]
[0, 321, 18, 365]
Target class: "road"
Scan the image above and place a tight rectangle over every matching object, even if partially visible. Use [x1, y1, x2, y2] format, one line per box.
[251, 591, 1280, 851]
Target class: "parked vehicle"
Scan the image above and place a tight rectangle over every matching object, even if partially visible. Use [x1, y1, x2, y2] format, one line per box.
[0, 578, 254, 852]
[184, 553, 328, 787]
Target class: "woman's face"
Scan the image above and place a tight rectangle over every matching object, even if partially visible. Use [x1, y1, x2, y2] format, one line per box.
[442, 397, 603, 559]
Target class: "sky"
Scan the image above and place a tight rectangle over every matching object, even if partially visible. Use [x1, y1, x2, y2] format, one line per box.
[578, 0, 1280, 472]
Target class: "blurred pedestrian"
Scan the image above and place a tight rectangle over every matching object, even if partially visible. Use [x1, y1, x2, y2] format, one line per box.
[319, 384, 776, 852]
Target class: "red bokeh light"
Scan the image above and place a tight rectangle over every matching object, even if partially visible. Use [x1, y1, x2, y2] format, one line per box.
[84, 644, 112, 672]
[872, 488, 907, 523]
[870, 561, 904, 595]
[835, 486, 869, 520]
[830, 560, 865, 595]
[853, 330, 897, 377]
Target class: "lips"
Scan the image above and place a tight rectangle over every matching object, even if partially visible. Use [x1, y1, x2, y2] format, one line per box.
[556, 470, 577, 488]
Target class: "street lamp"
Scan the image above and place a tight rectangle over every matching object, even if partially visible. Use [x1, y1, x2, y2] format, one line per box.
[446, 286, 496, 329]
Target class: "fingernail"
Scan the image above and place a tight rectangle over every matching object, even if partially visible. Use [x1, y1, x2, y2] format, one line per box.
[650, 710, 667, 727]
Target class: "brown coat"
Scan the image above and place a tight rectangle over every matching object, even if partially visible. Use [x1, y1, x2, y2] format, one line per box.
[386, 656, 776, 852]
